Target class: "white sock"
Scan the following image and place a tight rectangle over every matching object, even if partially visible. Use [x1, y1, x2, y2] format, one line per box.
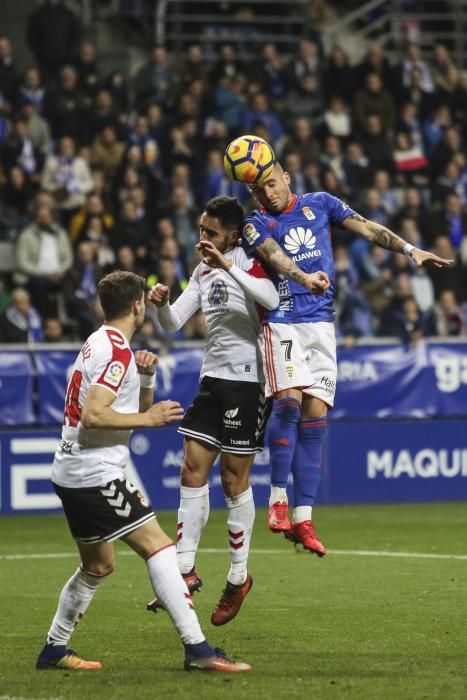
[269, 486, 288, 506]
[226, 486, 255, 586]
[47, 568, 105, 646]
[176, 483, 209, 575]
[293, 505, 312, 523]
[146, 545, 205, 645]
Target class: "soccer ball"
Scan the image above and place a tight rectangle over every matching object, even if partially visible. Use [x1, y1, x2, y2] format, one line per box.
[224, 135, 276, 183]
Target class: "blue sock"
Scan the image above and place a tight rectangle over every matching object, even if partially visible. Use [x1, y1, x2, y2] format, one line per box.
[39, 642, 67, 658]
[184, 640, 215, 658]
[292, 417, 327, 506]
[267, 398, 301, 488]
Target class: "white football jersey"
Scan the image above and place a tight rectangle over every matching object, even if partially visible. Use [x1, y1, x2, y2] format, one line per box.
[51, 325, 139, 488]
[166, 247, 270, 382]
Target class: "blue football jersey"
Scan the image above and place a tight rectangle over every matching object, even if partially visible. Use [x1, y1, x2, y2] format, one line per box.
[242, 192, 356, 323]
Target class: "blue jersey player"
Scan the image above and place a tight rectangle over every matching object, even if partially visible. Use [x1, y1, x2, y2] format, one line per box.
[243, 161, 453, 556]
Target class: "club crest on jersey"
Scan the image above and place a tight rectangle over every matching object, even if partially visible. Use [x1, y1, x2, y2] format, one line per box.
[208, 280, 229, 306]
[103, 360, 125, 387]
[301, 206, 315, 221]
[243, 222, 260, 245]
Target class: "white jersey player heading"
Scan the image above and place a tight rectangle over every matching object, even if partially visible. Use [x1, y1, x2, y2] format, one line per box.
[158, 246, 279, 383]
[52, 325, 139, 489]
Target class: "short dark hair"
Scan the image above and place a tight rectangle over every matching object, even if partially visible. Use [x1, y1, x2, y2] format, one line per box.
[204, 196, 244, 232]
[97, 271, 145, 320]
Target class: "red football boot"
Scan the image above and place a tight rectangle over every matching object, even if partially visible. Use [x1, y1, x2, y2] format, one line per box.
[268, 501, 291, 533]
[284, 520, 327, 557]
[147, 568, 202, 612]
[211, 575, 253, 626]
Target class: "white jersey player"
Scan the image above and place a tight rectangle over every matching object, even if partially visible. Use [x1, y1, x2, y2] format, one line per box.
[147, 196, 279, 625]
[37, 270, 251, 673]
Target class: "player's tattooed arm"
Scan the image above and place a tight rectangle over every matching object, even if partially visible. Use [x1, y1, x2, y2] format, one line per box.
[343, 213, 406, 253]
[255, 238, 330, 294]
[256, 238, 309, 285]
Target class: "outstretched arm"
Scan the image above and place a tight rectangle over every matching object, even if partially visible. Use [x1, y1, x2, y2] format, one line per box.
[148, 278, 200, 331]
[255, 238, 330, 294]
[342, 213, 453, 268]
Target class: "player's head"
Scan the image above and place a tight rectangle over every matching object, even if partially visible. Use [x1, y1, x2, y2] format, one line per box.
[98, 271, 146, 330]
[199, 196, 244, 253]
[249, 162, 292, 214]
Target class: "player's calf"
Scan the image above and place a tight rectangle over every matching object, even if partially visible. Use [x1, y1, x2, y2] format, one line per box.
[147, 568, 203, 612]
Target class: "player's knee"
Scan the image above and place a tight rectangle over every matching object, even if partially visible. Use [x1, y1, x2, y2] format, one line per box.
[81, 562, 114, 578]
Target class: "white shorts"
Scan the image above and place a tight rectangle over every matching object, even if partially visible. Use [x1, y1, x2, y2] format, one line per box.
[261, 321, 337, 406]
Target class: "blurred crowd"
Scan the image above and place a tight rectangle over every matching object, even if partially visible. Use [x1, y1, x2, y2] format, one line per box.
[0, 0, 466, 346]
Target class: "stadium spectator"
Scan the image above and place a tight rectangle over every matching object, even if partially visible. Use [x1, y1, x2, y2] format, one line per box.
[353, 72, 395, 132]
[210, 44, 244, 84]
[43, 316, 69, 342]
[0, 286, 43, 343]
[40, 136, 93, 223]
[17, 66, 46, 113]
[280, 116, 321, 163]
[1, 116, 43, 182]
[26, 0, 80, 82]
[69, 192, 114, 245]
[43, 65, 86, 142]
[89, 125, 125, 176]
[21, 98, 51, 157]
[0, 36, 18, 103]
[430, 191, 467, 249]
[322, 46, 354, 105]
[74, 40, 99, 97]
[360, 114, 395, 174]
[323, 95, 352, 139]
[63, 241, 103, 338]
[354, 45, 395, 93]
[133, 45, 175, 109]
[15, 203, 73, 316]
[401, 43, 434, 93]
[433, 288, 464, 336]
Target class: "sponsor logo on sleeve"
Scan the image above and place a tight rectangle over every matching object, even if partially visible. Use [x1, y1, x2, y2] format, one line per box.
[243, 222, 260, 245]
[103, 360, 126, 387]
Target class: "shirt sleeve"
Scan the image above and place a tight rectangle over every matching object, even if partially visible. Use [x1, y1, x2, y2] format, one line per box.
[90, 329, 132, 396]
[228, 249, 278, 310]
[241, 211, 272, 255]
[157, 269, 201, 331]
[318, 192, 356, 224]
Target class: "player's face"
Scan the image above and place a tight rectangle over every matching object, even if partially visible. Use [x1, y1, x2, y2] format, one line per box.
[250, 165, 292, 213]
[199, 213, 235, 253]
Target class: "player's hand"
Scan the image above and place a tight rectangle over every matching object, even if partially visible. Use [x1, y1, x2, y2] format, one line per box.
[410, 248, 454, 268]
[196, 240, 232, 270]
[135, 350, 158, 376]
[148, 283, 170, 307]
[303, 271, 330, 294]
[145, 400, 184, 427]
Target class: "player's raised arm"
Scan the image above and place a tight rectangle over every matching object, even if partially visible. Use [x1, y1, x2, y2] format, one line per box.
[197, 239, 280, 310]
[255, 237, 330, 294]
[342, 212, 454, 268]
[134, 349, 158, 412]
[148, 276, 201, 331]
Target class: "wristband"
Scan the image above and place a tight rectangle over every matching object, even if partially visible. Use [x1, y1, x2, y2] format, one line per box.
[403, 243, 415, 257]
[140, 372, 156, 389]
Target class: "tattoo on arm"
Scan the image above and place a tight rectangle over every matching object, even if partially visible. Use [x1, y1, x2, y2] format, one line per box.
[257, 238, 308, 285]
[346, 213, 406, 254]
[367, 222, 406, 253]
[347, 213, 368, 224]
